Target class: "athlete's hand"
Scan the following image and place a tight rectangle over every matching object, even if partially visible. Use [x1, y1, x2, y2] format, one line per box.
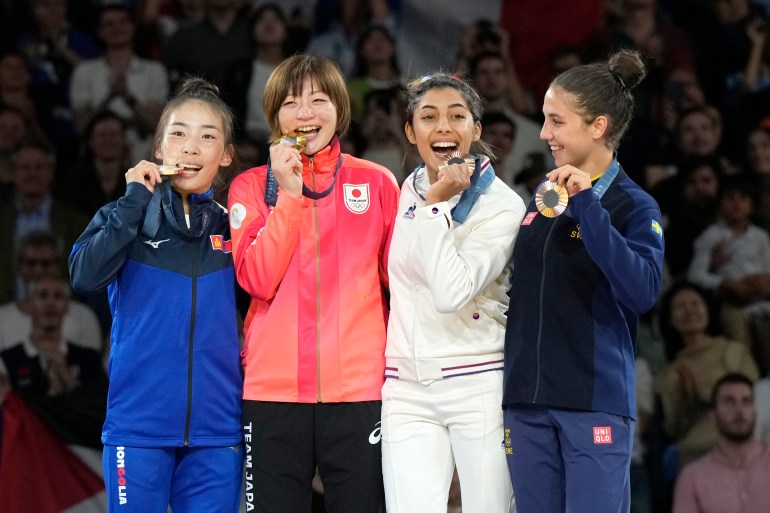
[125, 160, 163, 193]
[546, 165, 592, 197]
[425, 160, 472, 205]
[269, 141, 303, 199]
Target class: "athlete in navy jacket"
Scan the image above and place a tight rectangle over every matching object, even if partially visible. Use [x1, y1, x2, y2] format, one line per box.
[69, 78, 243, 513]
[502, 49, 665, 513]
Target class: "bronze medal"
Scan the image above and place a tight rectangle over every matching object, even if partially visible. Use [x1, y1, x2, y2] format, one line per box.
[535, 180, 568, 217]
[439, 151, 475, 174]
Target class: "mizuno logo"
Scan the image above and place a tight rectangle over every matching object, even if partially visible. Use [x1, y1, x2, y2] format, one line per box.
[143, 239, 170, 249]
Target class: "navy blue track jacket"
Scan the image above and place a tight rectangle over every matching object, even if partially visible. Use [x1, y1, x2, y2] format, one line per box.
[503, 165, 664, 419]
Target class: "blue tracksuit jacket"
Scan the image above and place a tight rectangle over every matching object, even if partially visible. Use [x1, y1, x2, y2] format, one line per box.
[503, 164, 664, 419]
[69, 182, 242, 447]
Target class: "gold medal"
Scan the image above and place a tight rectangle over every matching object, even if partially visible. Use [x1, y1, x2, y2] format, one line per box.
[271, 131, 308, 152]
[439, 151, 475, 174]
[535, 180, 568, 217]
[158, 165, 184, 176]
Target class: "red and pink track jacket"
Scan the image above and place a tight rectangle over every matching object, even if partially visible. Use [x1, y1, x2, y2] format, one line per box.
[228, 138, 400, 403]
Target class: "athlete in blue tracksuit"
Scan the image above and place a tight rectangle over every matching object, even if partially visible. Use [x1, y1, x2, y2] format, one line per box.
[502, 49, 665, 513]
[69, 78, 243, 513]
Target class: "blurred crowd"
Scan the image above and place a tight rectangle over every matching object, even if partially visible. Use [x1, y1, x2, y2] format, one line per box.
[2, 1, 770, 512]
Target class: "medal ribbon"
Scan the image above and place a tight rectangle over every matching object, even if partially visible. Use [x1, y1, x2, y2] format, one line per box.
[592, 157, 620, 200]
[264, 153, 343, 207]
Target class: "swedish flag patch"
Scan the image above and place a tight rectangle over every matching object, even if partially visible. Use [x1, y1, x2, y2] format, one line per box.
[651, 219, 663, 237]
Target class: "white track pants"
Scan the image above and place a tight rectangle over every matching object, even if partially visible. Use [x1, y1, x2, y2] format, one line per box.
[381, 371, 515, 513]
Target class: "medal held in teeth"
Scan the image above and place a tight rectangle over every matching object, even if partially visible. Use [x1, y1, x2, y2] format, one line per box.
[159, 165, 185, 176]
[439, 151, 475, 173]
[535, 180, 568, 218]
[159, 165, 200, 176]
[272, 131, 308, 152]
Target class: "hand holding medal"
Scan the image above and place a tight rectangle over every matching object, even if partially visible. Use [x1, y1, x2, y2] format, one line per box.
[535, 165, 593, 217]
[269, 131, 308, 199]
[427, 151, 475, 204]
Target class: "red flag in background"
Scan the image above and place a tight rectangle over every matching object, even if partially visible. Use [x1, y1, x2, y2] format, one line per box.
[0, 393, 104, 513]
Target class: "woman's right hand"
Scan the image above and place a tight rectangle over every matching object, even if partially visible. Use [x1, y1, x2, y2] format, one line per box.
[269, 141, 303, 199]
[125, 160, 163, 193]
[425, 160, 472, 205]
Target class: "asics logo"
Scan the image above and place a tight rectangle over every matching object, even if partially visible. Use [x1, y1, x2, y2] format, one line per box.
[368, 421, 381, 445]
[143, 239, 170, 249]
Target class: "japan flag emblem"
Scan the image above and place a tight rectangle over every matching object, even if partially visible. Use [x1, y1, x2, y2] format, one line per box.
[343, 183, 370, 214]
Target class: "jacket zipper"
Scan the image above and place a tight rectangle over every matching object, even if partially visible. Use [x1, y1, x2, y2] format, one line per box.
[184, 228, 198, 445]
[310, 157, 323, 403]
[533, 220, 557, 403]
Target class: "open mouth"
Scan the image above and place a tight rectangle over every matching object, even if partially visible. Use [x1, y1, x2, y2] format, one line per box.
[295, 126, 321, 137]
[159, 164, 203, 175]
[431, 141, 458, 158]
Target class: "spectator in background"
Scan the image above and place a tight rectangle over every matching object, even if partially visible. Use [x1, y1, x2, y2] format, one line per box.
[662, 156, 722, 279]
[140, 0, 207, 49]
[479, 111, 516, 187]
[348, 24, 402, 125]
[162, 0, 251, 105]
[607, 0, 695, 118]
[60, 111, 130, 218]
[0, 50, 51, 142]
[743, 121, 770, 232]
[511, 152, 548, 205]
[650, 104, 732, 212]
[687, 176, 770, 354]
[0, 139, 88, 304]
[70, 5, 169, 163]
[657, 281, 760, 470]
[15, 0, 100, 164]
[469, 51, 553, 186]
[0, 230, 103, 355]
[672, 372, 770, 513]
[227, 3, 292, 145]
[454, 19, 534, 117]
[659, 68, 707, 136]
[359, 87, 412, 184]
[307, 0, 393, 78]
[548, 45, 584, 79]
[0, 106, 30, 195]
[0, 274, 105, 398]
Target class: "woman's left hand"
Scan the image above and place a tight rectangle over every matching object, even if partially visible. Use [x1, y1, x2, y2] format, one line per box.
[546, 165, 592, 197]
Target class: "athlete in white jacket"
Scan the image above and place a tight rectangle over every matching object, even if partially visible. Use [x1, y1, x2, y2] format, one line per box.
[381, 73, 526, 513]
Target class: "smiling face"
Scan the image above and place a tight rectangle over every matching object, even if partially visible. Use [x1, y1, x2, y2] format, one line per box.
[277, 77, 338, 155]
[669, 287, 710, 340]
[540, 86, 602, 170]
[155, 100, 232, 197]
[405, 87, 480, 178]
